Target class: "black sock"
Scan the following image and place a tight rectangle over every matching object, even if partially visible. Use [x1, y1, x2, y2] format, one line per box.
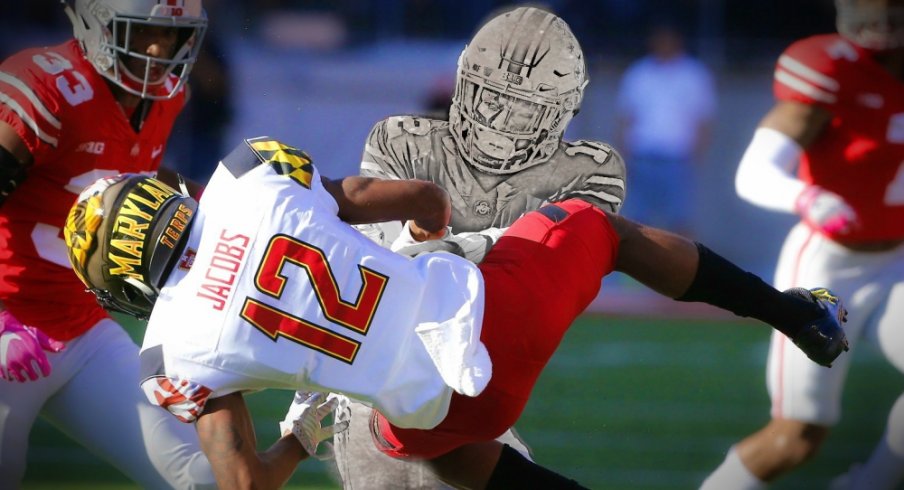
[486, 444, 589, 489]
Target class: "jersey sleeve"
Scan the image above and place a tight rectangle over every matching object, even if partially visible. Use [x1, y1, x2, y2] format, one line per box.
[773, 36, 850, 109]
[359, 116, 429, 180]
[0, 49, 66, 161]
[139, 345, 213, 423]
[553, 140, 627, 213]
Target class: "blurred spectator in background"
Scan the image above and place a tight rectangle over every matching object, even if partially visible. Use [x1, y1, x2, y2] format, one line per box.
[614, 19, 716, 237]
[166, 32, 234, 182]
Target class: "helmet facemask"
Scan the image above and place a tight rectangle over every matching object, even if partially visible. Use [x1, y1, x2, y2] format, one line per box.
[64, 0, 208, 100]
[836, 0, 904, 51]
[449, 7, 587, 175]
[65, 174, 198, 320]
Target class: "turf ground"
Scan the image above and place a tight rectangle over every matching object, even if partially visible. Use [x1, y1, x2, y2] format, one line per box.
[20, 314, 902, 489]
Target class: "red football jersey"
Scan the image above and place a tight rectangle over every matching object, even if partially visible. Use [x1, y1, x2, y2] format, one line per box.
[773, 34, 904, 243]
[0, 40, 186, 340]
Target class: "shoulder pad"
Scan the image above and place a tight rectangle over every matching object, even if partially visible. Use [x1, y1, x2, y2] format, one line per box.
[774, 34, 859, 106]
[562, 139, 618, 164]
[554, 140, 626, 213]
[362, 116, 447, 179]
[222, 137, 315, 188]
[383, 115, 436, 139]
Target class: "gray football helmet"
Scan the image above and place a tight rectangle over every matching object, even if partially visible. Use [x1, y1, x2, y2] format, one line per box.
[836, 0, 904, 50]
[64, 174, 197, 319]
[62, 0, 207, 99]
[449, 7, 588, 175]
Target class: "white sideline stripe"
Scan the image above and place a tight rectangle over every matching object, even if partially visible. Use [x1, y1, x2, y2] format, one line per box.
[0, 93, 59, 147]
[0, 71, 62, 129]
[778, 55, 840, 91]
[775, 69, 838, 104]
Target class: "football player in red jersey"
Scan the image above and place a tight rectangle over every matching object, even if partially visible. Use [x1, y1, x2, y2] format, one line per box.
[0, 1, 220, 487]
[701, 1, 904, 488]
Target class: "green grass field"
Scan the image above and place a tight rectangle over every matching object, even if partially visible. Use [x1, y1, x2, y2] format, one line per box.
[21, 314, 902, 489]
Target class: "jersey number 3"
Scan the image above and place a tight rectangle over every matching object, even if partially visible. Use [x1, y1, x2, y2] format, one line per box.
[240, 235, 389, 363]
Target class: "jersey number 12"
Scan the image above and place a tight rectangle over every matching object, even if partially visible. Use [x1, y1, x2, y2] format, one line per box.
[240, 234, 389, 363]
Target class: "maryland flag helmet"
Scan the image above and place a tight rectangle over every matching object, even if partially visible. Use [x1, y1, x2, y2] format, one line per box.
[64, 174, 198, 319]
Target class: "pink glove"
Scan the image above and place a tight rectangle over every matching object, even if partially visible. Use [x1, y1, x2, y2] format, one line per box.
[0, 310, 65, 382]
[795, 186, 860, 235]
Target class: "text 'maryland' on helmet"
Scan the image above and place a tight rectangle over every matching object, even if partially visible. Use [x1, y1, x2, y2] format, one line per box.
[64, 174, 198, 319]
[836, 0, 904, 50]
[449, 6, 588, 175]
[63, 0, 208, 100]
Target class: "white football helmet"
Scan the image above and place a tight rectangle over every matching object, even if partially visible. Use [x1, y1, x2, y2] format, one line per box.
[449, 7, 587, 174]
[836, 0, 904, 50]
[63, 0, 207, 99]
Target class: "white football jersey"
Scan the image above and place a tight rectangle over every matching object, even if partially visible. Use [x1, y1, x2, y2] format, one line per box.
[140, 137, 490, 429]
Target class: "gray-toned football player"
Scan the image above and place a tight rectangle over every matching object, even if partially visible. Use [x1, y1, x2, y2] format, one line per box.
[331, 7, 626, 489]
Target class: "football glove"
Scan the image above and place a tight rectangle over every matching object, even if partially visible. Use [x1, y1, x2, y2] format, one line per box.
[392, 221, 507, 263]
[784, 287, 849, 367]
[0, 310, 65, 382]
[795, 186, 859, 235]
[395, 237, 465, 258]
[280, 391, 349, 460]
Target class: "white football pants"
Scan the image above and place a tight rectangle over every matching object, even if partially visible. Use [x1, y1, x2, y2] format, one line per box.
[767, 223, 904, 425]
[0, 318, 215, 489]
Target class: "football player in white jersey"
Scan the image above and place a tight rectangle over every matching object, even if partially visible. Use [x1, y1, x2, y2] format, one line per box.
[338, 7, 625, 487]
[701, 1, 904, 489]
[63, 135, 848, 489]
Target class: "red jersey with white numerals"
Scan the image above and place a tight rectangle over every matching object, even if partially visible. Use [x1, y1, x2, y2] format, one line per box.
[0, 39, 186, 340]
[773, 34, 904, 243]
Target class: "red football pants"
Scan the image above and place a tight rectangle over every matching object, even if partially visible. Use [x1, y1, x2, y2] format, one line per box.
[374, 199, 619, 459]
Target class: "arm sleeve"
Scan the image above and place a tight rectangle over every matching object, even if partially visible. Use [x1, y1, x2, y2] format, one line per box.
[0, 56, 64, 163]
[734, 127, 807, 213]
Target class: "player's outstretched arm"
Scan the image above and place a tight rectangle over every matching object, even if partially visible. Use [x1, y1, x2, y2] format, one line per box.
[323, 176, 451, 234]
[196, 392, 309, 490]
[607, 211, 849, 367]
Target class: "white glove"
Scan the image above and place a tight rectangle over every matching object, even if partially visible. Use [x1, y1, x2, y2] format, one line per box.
[279, 392, 349, 460]
[392, 221, 508, 263]
[795, 186, 859, 235]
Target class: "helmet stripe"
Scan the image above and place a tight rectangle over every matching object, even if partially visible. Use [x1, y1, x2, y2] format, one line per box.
[500, 9, 556, 78]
